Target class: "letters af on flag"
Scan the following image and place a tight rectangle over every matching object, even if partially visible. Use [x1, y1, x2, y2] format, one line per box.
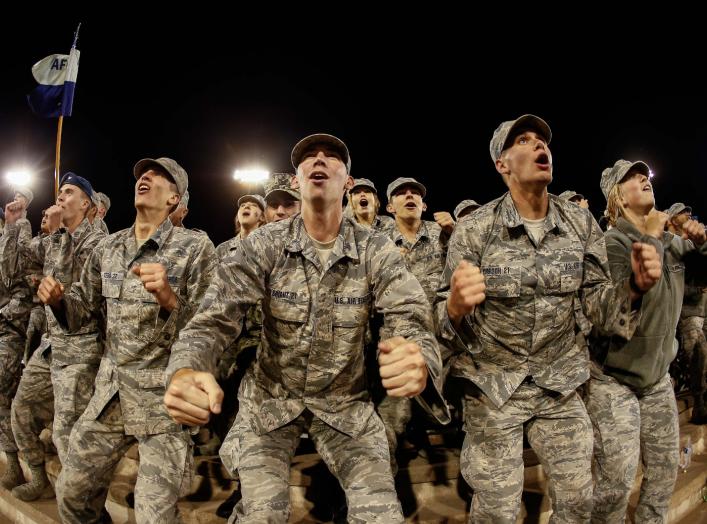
[27, 46, 80, 118]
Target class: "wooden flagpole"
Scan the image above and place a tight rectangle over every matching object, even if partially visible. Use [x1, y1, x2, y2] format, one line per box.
[54, 115, 63, 200]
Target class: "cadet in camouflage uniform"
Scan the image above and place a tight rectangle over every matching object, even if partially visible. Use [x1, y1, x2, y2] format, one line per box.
[559, 190, 590, 210]
[11, 211, 50, 500]
[587, 169, 707, 523]
[2, 173, 106, 500]
[373, 177, 451, 473]
[164, 133, 449, 524]
[263, 172, 301, 223]
[23, 209, 51, 364]
[39, 158, 216, 523]
[169, 188, 190, 228]
[0, 196, 33, 489]
[453, 199, 481, 221]
[436, 115, 663, 523]
[666, 203, 707, 423]
[346, 178, 395, 231]
[213, 186, 292, 518]
[214, 193, 266, 395]
[92, 191, 111, 234]
[215, 194, 266, 260]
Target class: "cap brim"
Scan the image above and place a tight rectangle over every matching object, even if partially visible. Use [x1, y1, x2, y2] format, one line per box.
[391, 182, 427, 199]
[133, 158, 178, 187]
[265, 189, 301, 202]
[291, 134, 350, 170]
[618, 161, 650, 183]
[350, 183, 376, 193]
[502, 115, 552, 151]
[238, 195, 265, 210]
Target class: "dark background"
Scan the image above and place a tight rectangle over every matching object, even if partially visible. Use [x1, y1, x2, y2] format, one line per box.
[1, 19, 704, 246]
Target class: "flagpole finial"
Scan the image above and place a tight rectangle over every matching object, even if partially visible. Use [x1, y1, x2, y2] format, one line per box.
[72, 23, 81, 49]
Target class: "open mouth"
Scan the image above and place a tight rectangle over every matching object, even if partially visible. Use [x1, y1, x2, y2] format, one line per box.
[137, 183, 150, 194]
[404, 201, 417, 210]
[535, 153, 550, 169]
[642, 184, 652, 192]
[310, 171, 328, 181]
[359, 198, 369, 208]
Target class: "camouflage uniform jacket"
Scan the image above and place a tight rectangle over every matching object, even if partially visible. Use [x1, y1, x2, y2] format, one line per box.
[436, 192, 643, 408]
[166, 215, 449, 438]
[214, 235, 262, 379]
[0, 219, 33, 330]
[93, 217, 110, 235]
[215, 236, 241, 260]
[1, 218, 105, 364]
[57, 218, 216, 435]
[386, 220, 447, 305]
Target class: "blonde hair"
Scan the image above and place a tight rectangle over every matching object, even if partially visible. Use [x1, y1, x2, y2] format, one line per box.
[605, 183, 625, 227]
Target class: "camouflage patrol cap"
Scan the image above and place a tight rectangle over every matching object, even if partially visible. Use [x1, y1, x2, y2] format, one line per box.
[559, 190, 585, 202]
[489, 114, 552, 162]
[386, 177, 427, 203]
[349, 178, 377, 194]
[600, 159, 650, 201]
[666, 202, 692, 218]
[13, 187, 34, 206]
[264, 173, 300, 202]
[237, 194, 266, 212]
[95, 192, 111, 212]
[178, 190, 190, 209]
[133, 157, 188, 197]
[453, 199, 481, 220]
[291, 133, 351, 173]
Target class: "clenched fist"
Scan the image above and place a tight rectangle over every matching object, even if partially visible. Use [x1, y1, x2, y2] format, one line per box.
[37, 275, 65, 308]
[378, 336, 428, 397]
[630, 242, 662, 296]
[131, 263, 178, 311]
[447, 259, 486, 327]
[433, 211, 455, 235]
[164, 368, 223, 426]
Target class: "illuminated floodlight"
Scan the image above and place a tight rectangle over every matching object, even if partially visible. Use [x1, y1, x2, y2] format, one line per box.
[233, 169, 269, 183]
[6, 170, 32, 187]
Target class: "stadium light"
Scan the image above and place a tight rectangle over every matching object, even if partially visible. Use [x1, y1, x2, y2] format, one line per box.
[233, 169, 269, 183]
[5, 170, 32, 187]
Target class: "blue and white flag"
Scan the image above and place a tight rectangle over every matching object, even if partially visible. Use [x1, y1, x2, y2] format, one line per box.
[27, 46, 80, 118]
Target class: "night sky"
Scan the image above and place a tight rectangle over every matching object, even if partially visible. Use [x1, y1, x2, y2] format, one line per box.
[1, 21, 704, 246]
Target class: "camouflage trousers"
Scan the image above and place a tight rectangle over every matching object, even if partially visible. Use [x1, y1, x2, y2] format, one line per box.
[461, 382, 593, 523]
[11, 349, 53, 466]
[49, 361, 98, 461]
[585, 368, 678, 524]
[220, 407, 404, 524]
[376, 395, 411, 475]
[0, 322, 25, 453]
[56, 394, 193, 524]
[679, 316, 707, 396]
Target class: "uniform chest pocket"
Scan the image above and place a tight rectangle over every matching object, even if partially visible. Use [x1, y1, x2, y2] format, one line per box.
[546, 259, 583, 295]
[101, 278, 122, 299]
[118, 277, 167, 342]
[268, 293, 309, 323]
[482, 265, 521, 298]
[332, 293, 371, 327]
